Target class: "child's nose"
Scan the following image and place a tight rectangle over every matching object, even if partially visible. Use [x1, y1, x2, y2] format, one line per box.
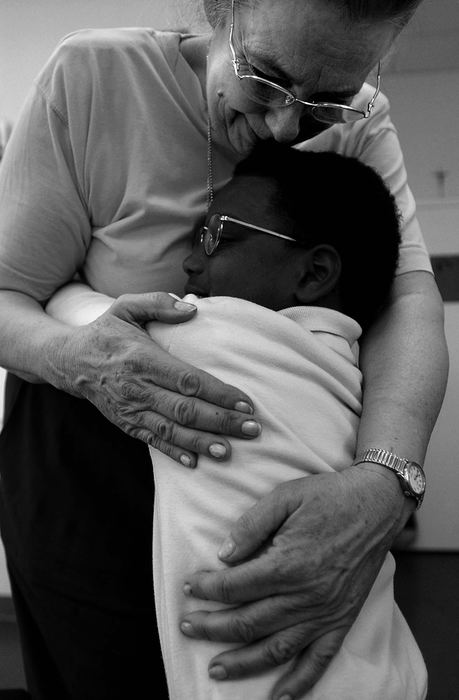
[182, 248, 204, 275]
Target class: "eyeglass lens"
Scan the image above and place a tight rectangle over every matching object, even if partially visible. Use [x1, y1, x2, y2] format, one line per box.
[201, 215, 222, 255]
[237, 74, 364, 122]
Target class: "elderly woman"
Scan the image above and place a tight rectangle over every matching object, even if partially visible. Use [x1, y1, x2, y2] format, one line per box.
[0, 1, 447, 699]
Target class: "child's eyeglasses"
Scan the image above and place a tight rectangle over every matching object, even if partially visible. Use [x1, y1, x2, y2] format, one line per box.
[200, 213, 297, 256]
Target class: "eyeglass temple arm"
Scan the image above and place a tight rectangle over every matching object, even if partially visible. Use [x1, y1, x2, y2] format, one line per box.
[221, 215, 297, 242]
[366, 61, 381, 114]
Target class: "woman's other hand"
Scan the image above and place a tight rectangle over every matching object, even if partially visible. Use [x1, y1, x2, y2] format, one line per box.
[53, 291, 260, 468]
[180, 467, 408, 699]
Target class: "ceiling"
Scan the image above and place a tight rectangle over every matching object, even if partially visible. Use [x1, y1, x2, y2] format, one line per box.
[388, 0, 459, 73]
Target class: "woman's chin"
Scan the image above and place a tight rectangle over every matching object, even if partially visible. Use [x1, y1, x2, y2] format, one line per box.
[216, 110, 259, 157]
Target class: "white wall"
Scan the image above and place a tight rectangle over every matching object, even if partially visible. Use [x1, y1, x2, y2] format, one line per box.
[0, 0, 187, 123]
[384, 71, 459, 202]
[414, 200, 459, 550]
[418, 303, 459, 550]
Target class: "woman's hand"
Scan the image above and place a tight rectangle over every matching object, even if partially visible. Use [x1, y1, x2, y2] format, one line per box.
[52, 292, 260, 467]
[179, 466, 409, 699]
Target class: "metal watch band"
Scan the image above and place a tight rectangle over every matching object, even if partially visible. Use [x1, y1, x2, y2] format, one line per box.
[353, 448, 425, 509]
[355, 448, 409, 476]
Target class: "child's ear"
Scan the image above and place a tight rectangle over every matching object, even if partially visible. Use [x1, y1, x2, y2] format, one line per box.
[294, 245, 341, 304]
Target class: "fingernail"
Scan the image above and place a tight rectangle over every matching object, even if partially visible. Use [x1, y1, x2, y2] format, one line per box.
[209, 665, 227, 680]
[174, 301, 196, 312]
[241, 420, 261, 436]
[278, 695, 293, 700]
[234, 400, 253, 414]
[218, 539, 235, 559]
[183, 583, 192, 596]
[180, 454, 194, 468]
[180, 621, 195, 636]
[209, 443, 227, 459]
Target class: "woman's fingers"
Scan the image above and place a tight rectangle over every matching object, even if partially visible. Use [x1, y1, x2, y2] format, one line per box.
[94, 368, 261, 457]
[180, 594, 327, 644]
[183, 613, 346, 700]
[134, 381, 259, 439]
[64, 299, 262, 456]
[119, 405, 236, 466]
[206, 622, 313, 681]
[270, 629, 346, 700]
[183, 552, 290, 609]
[217, 482, 301, 562]
[108, 291, 198, 326]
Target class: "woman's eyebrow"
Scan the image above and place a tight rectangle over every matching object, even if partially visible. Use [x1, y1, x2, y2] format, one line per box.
[245, 49, 296, 82]
[246, 50, 360, 98]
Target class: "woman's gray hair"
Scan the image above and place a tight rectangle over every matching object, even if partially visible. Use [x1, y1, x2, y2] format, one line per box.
[202, 0, 422, 28]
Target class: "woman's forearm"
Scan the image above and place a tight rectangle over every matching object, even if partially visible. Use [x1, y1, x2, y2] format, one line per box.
[0, 290, 75, 386]
[355, 270, 448, 518]
[358, 270, 448, 460]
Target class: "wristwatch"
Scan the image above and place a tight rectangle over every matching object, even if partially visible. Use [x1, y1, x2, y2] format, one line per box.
[353, 448, 426, 509]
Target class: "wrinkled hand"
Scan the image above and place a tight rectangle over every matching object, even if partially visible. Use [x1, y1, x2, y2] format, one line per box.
[53, 292, 260, 467]
[180, 466, 407, 699]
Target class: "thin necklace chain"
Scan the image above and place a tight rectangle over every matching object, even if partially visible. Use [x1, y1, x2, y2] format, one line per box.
[207, 116, 214, 209]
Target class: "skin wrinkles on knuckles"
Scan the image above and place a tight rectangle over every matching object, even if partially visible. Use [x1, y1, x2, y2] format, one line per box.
[173, 397, 199, 426]
[175, 369, 202, 396]
[58, 309, 253, 456]
[154, 417, 175, 443]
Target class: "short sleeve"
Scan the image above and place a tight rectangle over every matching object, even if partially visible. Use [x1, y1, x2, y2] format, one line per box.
[0, 40, 92, 302]
[345, 93, 432, 276]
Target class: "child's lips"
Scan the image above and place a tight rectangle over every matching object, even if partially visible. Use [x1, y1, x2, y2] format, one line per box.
[184, 283, 208, 298]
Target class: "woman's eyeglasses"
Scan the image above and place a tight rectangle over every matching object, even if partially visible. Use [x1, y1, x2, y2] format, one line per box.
[229, 0, 381, 124]
[200, 213, 297, 256]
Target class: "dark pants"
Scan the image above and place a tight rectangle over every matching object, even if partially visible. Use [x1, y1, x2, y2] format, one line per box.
[0, 376, 168, 699]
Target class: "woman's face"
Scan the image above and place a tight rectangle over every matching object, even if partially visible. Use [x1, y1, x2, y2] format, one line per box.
[206, 0, 398, 155]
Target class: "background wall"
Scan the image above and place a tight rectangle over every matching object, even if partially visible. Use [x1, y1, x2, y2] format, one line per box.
[1, 0, 458, 595]
[0, 0, 184, 123]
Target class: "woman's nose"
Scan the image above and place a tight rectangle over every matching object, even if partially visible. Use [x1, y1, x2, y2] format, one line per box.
[264, 104, 303, 143]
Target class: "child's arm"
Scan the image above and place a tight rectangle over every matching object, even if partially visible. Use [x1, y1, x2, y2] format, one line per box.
[45, 282, 115, 325]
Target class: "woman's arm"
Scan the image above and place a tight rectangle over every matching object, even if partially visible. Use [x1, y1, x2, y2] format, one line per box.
[0, 288, 261, 467]
[355, 269, 447, 503]
[179, 270, 448, 700]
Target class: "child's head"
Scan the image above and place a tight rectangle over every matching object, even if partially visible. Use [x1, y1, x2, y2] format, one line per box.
[183, 141, 400, 328]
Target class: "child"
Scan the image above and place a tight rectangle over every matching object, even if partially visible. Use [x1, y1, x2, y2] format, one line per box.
[47, 143, 426, 700]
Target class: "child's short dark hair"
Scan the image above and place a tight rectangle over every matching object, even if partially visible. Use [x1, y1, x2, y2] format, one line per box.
[233, 141, 401, 329]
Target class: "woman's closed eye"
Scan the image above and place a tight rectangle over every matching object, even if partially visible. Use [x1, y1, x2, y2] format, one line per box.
[247, 61, 291, 88]
[308, 91, 354, 106]
[238, 44, 291, 88]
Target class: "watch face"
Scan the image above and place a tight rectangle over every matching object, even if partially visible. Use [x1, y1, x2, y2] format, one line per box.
[408, 463, 426, 495]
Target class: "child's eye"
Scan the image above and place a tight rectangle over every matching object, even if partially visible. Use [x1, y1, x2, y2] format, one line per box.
[215, 237, 230, 250]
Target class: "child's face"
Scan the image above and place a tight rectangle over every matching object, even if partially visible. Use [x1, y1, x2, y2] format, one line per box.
[183, 175, 305, 310]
